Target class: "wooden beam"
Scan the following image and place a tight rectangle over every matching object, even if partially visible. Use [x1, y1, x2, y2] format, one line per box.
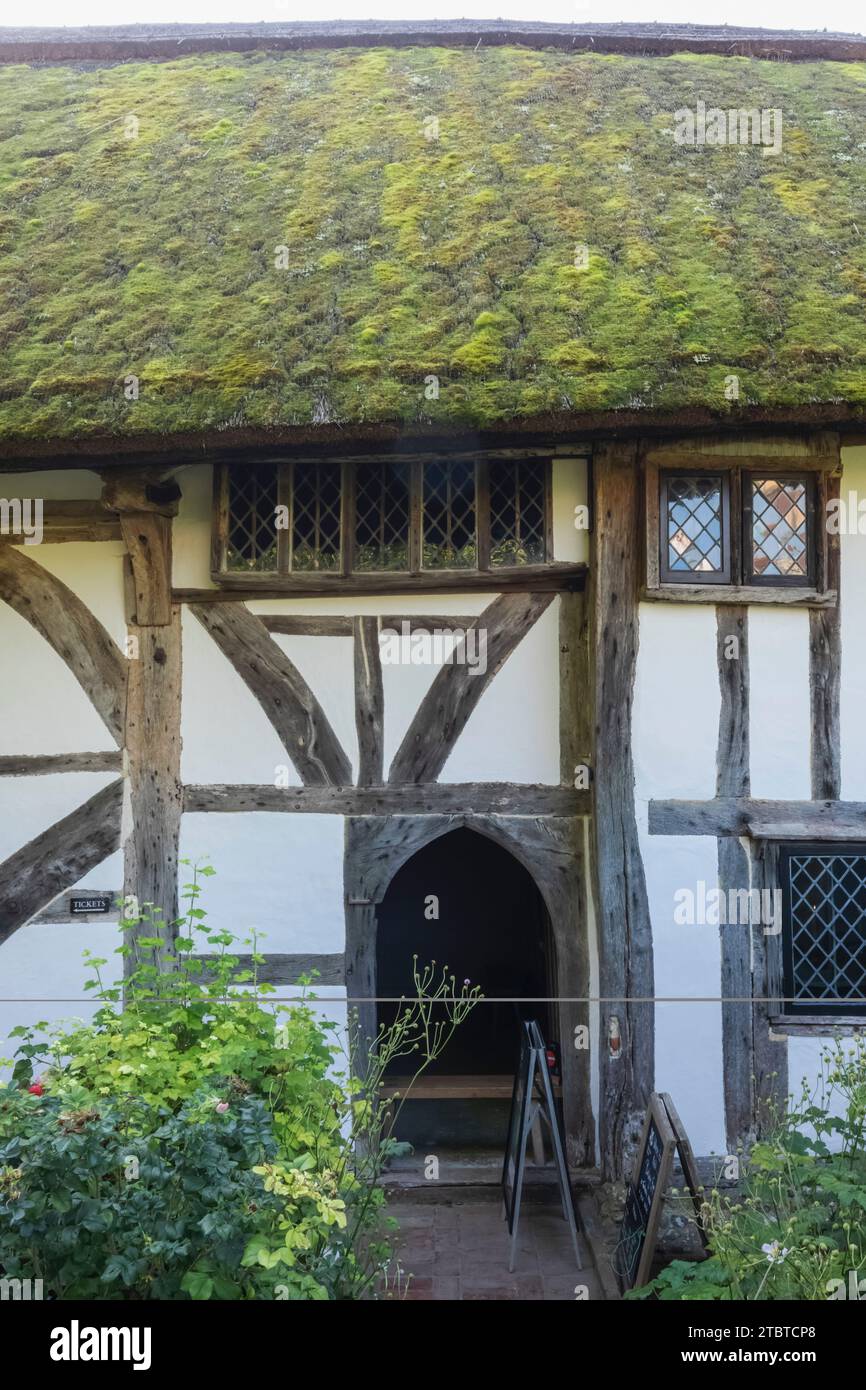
[123, 612, 183, 967]
[178, 561, 586, 603]
[0, 545, 127, 744]
[119, 513, 173, 626]
[184, 782, 589, 816]
[190, 603, 351, 786]
[715, 605, 753, 1150]
[354, 616, 384, 785]
[590, 441, 655, 1181]
[190, 953, 345, 986]
[641, 584, 836, 608]
[388, 592, 554, 784]
[0, 751, 122, 777]
[810, 470, 841, 799]
[260, 615, 353, 636]
[649, 797, 866, 838]
[0, 780, 123, 945]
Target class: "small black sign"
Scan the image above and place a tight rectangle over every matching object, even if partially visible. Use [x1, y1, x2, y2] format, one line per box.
[69, 894, 112, 915]
[616, 1093, 677, 1291]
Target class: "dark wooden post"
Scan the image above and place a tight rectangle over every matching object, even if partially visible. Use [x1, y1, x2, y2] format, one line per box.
[104, 472, 183, 969]
[589, 442, 655, 1180]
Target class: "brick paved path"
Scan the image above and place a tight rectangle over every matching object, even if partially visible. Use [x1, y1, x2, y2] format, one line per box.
[387, 1200, 604, 1301]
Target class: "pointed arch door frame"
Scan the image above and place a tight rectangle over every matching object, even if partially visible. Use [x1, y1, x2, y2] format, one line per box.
[344, 811, 594, 1168]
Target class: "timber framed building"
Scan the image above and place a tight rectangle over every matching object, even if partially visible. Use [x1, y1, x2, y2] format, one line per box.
[2, 22, 866, 1177]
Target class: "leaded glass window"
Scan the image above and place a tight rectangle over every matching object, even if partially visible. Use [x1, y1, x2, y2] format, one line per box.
[782, 846, 866, 1016]
[747, 477, 811, 584]
[423, 459, 477, 569]
[660, 473, 729, 583]
[354, 461, 411, 572]
[290, 461, 342, 572]
[489, 460, 548, 567]
[226, 464, 279, 572]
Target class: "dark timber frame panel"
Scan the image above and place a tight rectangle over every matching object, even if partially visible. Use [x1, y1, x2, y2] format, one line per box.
[344, 812, 593, 1168]
[590, 441, 655, 1180]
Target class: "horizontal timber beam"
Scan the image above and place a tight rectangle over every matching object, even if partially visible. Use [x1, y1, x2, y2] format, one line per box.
[184, 783, 589, 817]
[649, 798, 866, 838]
[190, 953, 345, 987]
[0, 751, 123, 777]
[175, 562, 586, 603]
[0, 501, 123, 545]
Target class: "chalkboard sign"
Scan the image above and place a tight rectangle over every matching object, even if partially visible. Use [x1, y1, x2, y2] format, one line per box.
[69, 894, 112, 915]
[502, 1019, 580, 1273]
[616, 1093, 676, 1291]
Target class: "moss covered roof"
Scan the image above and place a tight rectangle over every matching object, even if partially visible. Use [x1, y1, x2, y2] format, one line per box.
[2, 43, 866, 446]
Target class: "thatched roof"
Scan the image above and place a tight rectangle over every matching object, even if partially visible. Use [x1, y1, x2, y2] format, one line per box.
[1, 26, 866, 454]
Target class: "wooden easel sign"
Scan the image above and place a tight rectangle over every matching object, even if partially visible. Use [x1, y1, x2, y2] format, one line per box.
[501, 1019, 581, 1273]
[616, 1092, 676, 1292]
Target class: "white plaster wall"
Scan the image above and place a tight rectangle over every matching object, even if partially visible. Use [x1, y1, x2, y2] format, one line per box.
[634, 602, 726, 1154]
[0, 920, 120, 1080]
[179, 812, 345, 953]
[748, 607, 811, 799]
[0, 771, 118, 864]
[840, 445, 866, 798]
[173, 464, 216, 590]
[270, 634, 358, 780]
[180, 605, 301, 784]
[552, 455, 589, 565]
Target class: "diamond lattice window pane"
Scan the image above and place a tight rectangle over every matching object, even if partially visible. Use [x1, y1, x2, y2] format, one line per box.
[490, 460, 547, 567]
[354, 462, 410, 571]
[226, 464, 279, 572]
[787, 852, 866, 1009]
[666, 475, 723, 574]
[423, 460, 477, 569]
[751, 479, 809, 578]
[291, 461, 342, 572]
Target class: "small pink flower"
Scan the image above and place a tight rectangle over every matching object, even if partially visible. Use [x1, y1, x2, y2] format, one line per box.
[215, 1101, 229, 1114]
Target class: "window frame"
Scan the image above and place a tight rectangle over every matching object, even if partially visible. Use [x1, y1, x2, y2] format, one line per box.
[658, 468, 732, 585]
[742, 472, 817, 589]
[211, 456, 565, 592]
[779, 841, 866, 1021]
[643, 453, 836, 608]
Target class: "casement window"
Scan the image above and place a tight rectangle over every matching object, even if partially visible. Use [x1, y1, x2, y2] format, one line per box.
[213, 457, 557, 588]
[646, 458, 833, 605]
[780, 844, 866, 1018]
[660, 469, 816, 588]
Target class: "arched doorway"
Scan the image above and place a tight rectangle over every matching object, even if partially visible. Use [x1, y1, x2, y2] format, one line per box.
[375, 827, 556, 1147]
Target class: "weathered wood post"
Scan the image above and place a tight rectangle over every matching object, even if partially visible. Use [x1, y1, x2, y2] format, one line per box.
[103, 470, 183, 972]
[589, 441, 655, 1180]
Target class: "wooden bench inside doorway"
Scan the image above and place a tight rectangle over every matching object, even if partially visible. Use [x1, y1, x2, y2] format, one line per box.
[380, 1074, 563, 1167]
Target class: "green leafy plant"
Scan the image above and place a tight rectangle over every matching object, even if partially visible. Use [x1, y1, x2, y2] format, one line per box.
[628, 1040, 866, 1301]
[0, 862, 481, 1300]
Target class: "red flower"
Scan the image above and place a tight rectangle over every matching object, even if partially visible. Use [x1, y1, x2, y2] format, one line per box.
[28, 1081, 44, 1096]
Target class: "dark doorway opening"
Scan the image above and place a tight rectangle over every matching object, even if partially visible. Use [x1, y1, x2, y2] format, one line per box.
[376, 828, 555, 1148]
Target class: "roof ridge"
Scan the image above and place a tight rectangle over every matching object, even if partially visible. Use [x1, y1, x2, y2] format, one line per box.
[1, 19, 866, 65]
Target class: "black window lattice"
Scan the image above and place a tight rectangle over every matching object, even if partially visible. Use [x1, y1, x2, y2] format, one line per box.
[785, 851, 866, 1013]
[423, 459, 477, 570]
[354, 461, 411, 571]
[291, 461, 342, 572]
[751, 479, 809, 579]
[227, 465, 279, 572]
[490, 460, 547, 567]
[666, 475, 724, 574]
